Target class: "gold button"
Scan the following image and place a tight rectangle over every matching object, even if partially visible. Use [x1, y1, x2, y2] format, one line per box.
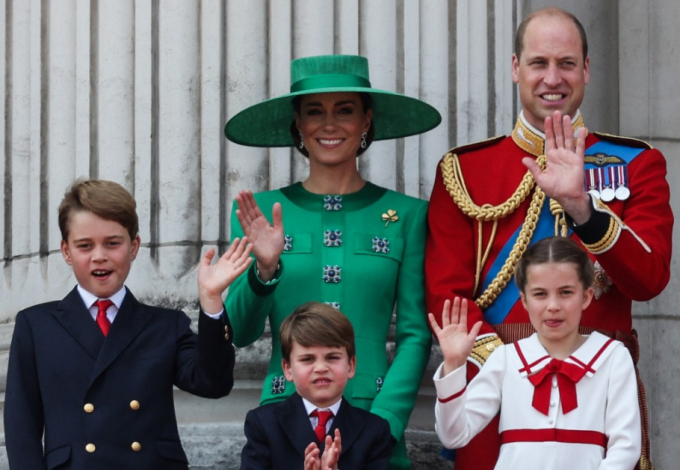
[84, 403, 94, 413]
[85, 443, 96, 453]
[131, 441, 142, 452]
[486, 343, 496, 352]
[130, 400, 140, 410]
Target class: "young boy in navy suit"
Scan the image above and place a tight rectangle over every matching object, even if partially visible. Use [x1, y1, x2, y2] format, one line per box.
[240, 302, 394, 470]
[4, 179, 252, 470]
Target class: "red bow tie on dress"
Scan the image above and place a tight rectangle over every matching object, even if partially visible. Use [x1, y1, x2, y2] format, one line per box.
[528, 358, 587, 415]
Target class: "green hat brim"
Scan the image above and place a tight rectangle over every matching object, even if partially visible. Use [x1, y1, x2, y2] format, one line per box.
[225, 86, 442, 148]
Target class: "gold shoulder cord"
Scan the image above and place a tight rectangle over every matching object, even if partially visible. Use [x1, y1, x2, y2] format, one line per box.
[549, 199, 569, 237]
[440, 152, 547, 309]
[470, 336, 504, 365]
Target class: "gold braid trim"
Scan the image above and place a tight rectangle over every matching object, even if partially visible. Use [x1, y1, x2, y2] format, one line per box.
[583, 216, 620, 253]
[580, 198, 622, 254]
[638, 452, 654, 470]
[476, 184, 546, 309]
[549, 199, 569, 237]
[470, 335, 504, 366]
[441, 153, 547, 309]
[441, 152, 542, 221]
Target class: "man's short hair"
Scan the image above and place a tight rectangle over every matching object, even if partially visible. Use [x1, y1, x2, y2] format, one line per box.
[58, 179, 139, 241]
[515, 7, 588, 61]
[280, 302, 356, 362]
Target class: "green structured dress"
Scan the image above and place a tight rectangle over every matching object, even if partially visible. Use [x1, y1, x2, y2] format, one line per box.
[226, 182, 431, 469]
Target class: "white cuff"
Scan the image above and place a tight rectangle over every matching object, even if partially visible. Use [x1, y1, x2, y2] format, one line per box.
[202, 309, 224, 319]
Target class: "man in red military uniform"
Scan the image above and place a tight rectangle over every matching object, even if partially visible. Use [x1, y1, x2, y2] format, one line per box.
[426, 7, 672, 470]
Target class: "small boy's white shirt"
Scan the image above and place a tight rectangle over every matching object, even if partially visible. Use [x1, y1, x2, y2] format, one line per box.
[77, 284, 223, 323]
[302, 396, 342, 434]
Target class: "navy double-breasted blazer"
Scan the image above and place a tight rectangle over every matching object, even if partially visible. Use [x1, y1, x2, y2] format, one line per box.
[240, 392, 394, 470]
[4, 286, 235, 470]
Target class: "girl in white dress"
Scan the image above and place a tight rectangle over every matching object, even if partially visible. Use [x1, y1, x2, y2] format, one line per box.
[430, 236, 641, 470]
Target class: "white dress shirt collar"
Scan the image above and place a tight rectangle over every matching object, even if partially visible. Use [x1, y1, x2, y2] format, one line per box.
[302, 396, 342, 417]
[77, 285, 127, 322]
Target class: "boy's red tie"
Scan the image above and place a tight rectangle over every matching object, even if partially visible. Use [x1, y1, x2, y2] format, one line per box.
[310, 409, 334, 443]
[95, 299, 113, 336]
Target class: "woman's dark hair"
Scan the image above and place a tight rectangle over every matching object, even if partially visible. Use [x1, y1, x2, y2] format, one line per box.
[289, 92, 375, 158]
[515, 236, 594, 292]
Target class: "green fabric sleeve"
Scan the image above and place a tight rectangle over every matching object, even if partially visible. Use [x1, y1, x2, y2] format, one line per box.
[369, 200, 432, 441]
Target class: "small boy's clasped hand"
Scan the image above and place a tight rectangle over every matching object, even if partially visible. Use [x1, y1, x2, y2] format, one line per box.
[428, 298, 482, 376]
[304, 429, 342, 470]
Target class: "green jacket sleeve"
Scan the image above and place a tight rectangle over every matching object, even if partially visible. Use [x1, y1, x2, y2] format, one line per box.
[369, 201, 432, 440]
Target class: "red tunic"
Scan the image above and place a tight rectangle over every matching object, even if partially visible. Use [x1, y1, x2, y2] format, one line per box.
[425, 116, 672, 470]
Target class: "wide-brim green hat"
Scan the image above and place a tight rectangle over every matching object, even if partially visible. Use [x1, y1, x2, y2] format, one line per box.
[225, 54, 442, 147]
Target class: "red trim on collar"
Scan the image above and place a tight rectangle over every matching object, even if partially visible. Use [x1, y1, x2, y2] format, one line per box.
[568, 338, 615, 374]
[514, 342, 550, 375]
[516, 337, 615, 375]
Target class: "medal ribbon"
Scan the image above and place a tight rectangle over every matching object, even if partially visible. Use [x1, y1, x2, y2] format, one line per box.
[617, 165, 627, 188]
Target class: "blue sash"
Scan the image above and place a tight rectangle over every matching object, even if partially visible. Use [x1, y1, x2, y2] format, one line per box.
[481, 199, 560, 324]
[481, 139, 644, 324]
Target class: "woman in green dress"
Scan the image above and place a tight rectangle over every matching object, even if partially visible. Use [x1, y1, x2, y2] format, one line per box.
[224, 55, 441, 469]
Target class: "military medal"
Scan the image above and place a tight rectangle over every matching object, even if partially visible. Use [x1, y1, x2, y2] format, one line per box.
[586, 169, 600, 199]
[600, 167, 616, 202]
[615, 165, 630, 200]
[592, 261, 613, 299]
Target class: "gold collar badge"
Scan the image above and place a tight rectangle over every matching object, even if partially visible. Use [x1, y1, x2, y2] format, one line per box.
[512, 113, 586, 157]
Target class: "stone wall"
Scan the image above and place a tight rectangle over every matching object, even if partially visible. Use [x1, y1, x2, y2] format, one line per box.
[1, 1, 679, 468]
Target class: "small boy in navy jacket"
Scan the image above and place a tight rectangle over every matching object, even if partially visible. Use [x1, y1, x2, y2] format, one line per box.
[240, 302, 393, 470]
